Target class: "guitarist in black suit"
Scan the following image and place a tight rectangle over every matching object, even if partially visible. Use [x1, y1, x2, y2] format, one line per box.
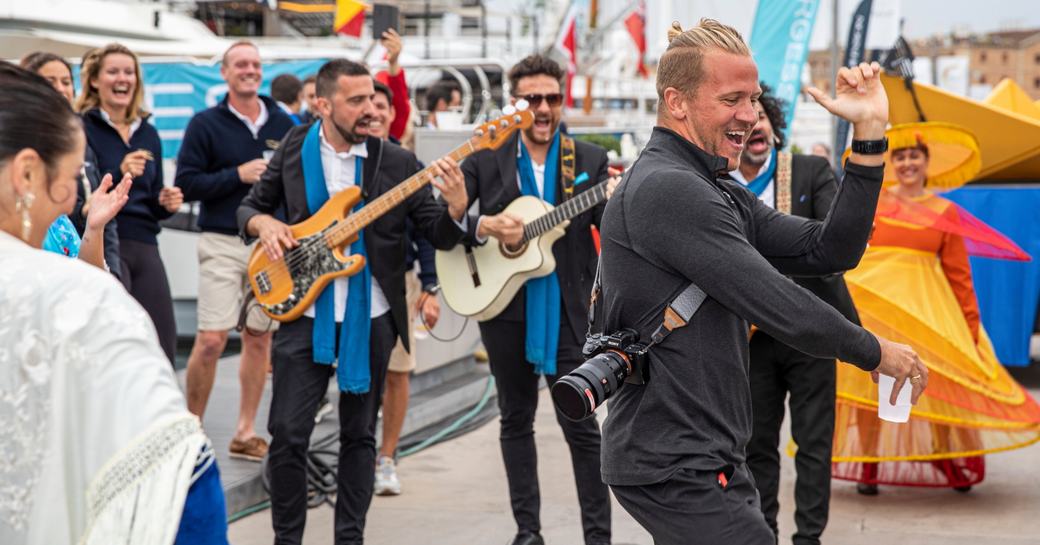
[459, 55, 616, 545]
[731, 85, 860, 545]
[237, 59, 471, 545]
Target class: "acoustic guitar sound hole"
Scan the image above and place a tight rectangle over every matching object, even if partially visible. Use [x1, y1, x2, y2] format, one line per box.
[499, 240, 528, 259]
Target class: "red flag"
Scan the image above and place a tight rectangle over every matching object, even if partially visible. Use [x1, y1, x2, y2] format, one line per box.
[624, 1, 648, 78]
[553, 7, 579, 107]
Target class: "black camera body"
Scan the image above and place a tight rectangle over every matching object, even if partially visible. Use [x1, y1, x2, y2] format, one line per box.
[582, 329, 651, 385]
[552, 328, 651, 422]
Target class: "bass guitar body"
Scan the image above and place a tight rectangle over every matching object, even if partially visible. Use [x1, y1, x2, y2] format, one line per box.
[247, 187, 365, 322]
[436, 196, 568, 321]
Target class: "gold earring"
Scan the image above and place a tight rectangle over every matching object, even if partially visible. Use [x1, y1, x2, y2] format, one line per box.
[14, 192, 35, 242]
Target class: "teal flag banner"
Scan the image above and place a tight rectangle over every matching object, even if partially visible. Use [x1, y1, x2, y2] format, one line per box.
[749, 0, 820, 136]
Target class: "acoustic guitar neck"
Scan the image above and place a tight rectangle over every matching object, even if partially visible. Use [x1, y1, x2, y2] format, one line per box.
[521, 180, 608, 243]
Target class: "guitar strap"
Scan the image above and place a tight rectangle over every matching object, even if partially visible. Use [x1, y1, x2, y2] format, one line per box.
[560, 134, 577, 201]
[361, 138, 384, 200]
[775, 151, 793, 215]
[749, 151, 793, 341]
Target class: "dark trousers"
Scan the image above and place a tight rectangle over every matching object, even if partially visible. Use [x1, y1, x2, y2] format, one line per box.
[610, 465, 774, 545]
[479, 316, 611, 544]
[267, 314, 397, 545]
[746, 332, 836, 545]
[119, 238, 176, 364]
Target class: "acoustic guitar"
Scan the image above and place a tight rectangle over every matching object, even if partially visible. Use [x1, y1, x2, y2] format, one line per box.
[435, 177, 610, 321]
[247, 106, 533, 322]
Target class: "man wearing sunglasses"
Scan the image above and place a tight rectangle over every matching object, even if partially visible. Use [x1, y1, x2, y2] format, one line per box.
[458, 55, 616, 545]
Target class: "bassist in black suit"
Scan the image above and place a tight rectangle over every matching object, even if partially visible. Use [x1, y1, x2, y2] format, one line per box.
[459, 55, 616, 545]
[731, 86, 860, 545]
[237, 59, 470, 545]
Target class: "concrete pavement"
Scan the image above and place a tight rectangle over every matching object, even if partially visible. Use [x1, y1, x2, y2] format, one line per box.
[229, 368, 1040, 545]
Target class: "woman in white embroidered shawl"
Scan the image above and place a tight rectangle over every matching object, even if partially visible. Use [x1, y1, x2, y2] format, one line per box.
[0, 61, 227, 545]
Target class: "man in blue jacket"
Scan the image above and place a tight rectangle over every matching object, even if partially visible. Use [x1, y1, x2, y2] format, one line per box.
[175, 40, 295, 461]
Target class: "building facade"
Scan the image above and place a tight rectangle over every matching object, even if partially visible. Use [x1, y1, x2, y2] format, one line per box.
[807, 28, 1040, 100]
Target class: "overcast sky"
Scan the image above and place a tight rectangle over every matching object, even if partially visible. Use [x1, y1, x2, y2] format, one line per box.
[892, 0, 1040, 38]
[808, 0, 1040, 49]
[607, 0, 1040, 56]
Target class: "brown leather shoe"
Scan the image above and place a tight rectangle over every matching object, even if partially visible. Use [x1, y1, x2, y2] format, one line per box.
[229, 436, 268, 462]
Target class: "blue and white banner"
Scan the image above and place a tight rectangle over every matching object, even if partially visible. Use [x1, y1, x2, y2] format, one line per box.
[77, 59, 327, 159]
[749, 0, 820, 137]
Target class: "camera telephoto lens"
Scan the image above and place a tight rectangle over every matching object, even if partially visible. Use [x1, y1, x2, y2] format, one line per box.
[551, 350, 632, 421]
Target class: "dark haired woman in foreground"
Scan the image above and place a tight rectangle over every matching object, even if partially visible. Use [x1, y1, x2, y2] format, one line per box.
[0, 61, 227, 545]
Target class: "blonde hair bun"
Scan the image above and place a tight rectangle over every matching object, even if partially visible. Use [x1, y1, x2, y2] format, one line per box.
[667, 21, 684, 43]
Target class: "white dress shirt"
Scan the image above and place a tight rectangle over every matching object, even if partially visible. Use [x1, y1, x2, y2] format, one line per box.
[729, 151, 775, 209]
[302, 129, 391, 320]
[516, 137, 549, 197]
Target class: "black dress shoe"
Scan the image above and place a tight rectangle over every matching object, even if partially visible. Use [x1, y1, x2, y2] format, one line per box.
[856, 482, 879, 495]
[510, 533, 545, 545]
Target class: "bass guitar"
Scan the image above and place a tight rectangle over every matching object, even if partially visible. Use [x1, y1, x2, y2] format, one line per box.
[247, 107, 533, 322]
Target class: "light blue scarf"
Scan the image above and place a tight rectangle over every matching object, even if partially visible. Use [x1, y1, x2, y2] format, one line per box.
[746, 147, 778, 197]
[302, 121, 372, 393]
[517, 132, 562, 375]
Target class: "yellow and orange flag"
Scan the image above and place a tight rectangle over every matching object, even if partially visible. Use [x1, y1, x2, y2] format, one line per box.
[335, 0, 367, 38]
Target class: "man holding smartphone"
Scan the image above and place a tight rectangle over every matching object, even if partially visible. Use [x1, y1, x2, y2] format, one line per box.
[175, 40, 295, 461]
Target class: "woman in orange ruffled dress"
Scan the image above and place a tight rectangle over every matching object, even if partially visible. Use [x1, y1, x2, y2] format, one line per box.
[830, 122, 1040, 495]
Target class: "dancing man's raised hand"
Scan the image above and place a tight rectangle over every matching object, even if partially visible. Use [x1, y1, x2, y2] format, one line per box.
[807, 61, 888, 141]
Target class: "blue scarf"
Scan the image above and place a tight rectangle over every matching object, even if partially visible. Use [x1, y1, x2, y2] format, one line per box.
[302, 121, 372, 393]
[746, 148, 778, 197]
[518, 132, 562, 376]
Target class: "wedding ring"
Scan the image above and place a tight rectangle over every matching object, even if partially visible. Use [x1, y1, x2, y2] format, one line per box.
[910, 374, 922, 383]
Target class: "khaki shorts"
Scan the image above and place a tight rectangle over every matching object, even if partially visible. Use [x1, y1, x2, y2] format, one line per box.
[388, 272, 422, 373]
[197, 232, 278, 333]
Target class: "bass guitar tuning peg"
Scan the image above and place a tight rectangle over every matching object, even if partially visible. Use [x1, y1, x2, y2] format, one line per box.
[502, 105, 517, 115]
[515, 99, 529, 111]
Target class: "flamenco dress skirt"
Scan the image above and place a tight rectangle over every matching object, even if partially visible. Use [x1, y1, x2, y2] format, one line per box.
[829, 246, 1040, 488]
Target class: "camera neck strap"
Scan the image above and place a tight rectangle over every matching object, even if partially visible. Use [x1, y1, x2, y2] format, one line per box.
[586, 167, 709, 349]
[648, 282, 708, 347]
[587, 256, 708, 351]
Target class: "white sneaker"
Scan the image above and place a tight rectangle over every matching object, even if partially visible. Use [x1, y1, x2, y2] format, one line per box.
[374, 455, 401, 496]
[314, 398, 333, 424]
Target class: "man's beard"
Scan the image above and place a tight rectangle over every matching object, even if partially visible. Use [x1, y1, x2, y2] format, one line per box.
[522, 118, 559, 145]
[330, 114, 371, 145]
[741, 145, 772, 167]
[740, 129, 773, 168]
